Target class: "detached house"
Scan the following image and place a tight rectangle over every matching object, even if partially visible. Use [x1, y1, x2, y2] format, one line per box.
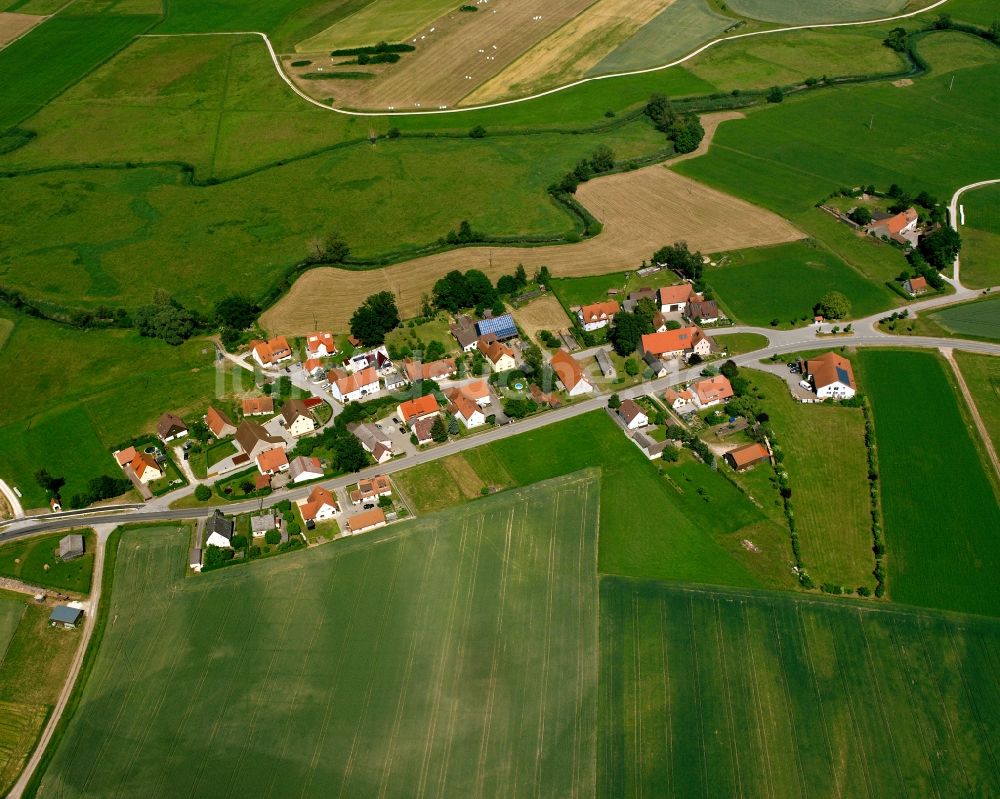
[346, 507, 387, 535]
[664, 388, 696, 414]
[617, 399, 649, 430]
[725, 442, 770, 471]
[299, 485, 339, 523]
[641, 326, 712, 361]
[130, 452, 163, 484]
[398, 393, 440, 426]
[205, 407, 236, 439]
[578, 300, 619, 331]
[800, 352, 857, 400]
[403, 358, 456, 382]
[289, 455, 324, 483]
[550, 349, 594, 396]
[250, 336, 292, 367]
[235, 420, 285, 461]
[348, 422, 393, 463]
[868, 207, 919, 246]
[449, 392, 486, 429]
[305, 332, 336, 358]
[452, 378, 491, 407]
[450, 315, 480, 352]
[329, 367, 380, 403]
[205, 510, 235, 548]
[478, 335, 517, 372]
[903, 276, 928, 296]
[242, 397, 274, 417]
[280, 398, 317, 437]
[256, 447, 289, 476]
[412, 416, 436, 445]
[156, 412, 188, 442]
[658, 284, 696, 313]
[686, 299, 720, 324]
[691, 375, 734, 409]
[351, 475, 392, 505]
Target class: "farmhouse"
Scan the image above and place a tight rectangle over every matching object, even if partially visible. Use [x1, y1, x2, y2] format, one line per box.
[346, 507, 387, 535]
[256, 447, 289, 476]
[617, 399, 648, 430]
[475, 313, 517, 341]
[129, 452, 163, 484]
[686, 299, 720, 324]
[449, 392, 486, 429]
[664, 388, 696, 414]
[658, 284, 695, 313]
[351, 474, 392, 505]
[205, 510, 235, 548]
[868, 207, 919, 246]
[692, 375, 734, 409]
[305, 331, 336, 358]
[289, 455, 324, 483]
[206, 407, 236, 439]
[477, 335, 517, 372]
[49, 605, 83, 629]
[450, 315, 480, 352]
[235, 420, 285, 460]
[347, 421, 393, 463]
[904, 276, 928, 296]
[280, 398, 317, 437]
[398, 393, 440, 426]
[250, 336, 292, 367]
[58, 534, 85, 561]
[242, 397, 274, 416]
[550, 349, 594, 396]
[299, 485, 339, 523]
[329, 366, 380, 403]
[595, 349, 616, 379]
[156, 412, 187, 442]
[578, 300, 619, 331]
[403, 357, 456, 382]
[800, 352, 857, 399]
[724, 442, 771, 471]
[641, 326, 712, 360]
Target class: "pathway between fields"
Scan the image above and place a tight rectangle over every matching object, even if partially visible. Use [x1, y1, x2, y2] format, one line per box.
[948, 178, 1000, 283]
[940, 347, 1000, 482]
[8, 523, 115, 799]
[0, 478, 24, 519]
[138, 0, 950, 117]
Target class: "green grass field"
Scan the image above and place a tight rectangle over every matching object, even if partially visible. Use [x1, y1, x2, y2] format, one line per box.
[399, 412, 796, 590]
[0, 311, 219, 509]
[857, 349, 1000, 615]
[928, 295, 1000, 340]
[0, 12, 156, 131]
[36, 479, 600, 797]
[959, 183, 1000, 288]
[600, 577, 1000, 797]
[707, 241, 896, 327]
[750, 369, 874, 588]
[0, 530, 95, 594]
[947, 0, 1000, 27]
[297, 0, 458, 51]
[954, 349, 1000, 456]
[724, 0, 908, 23]
[712, 331, 768, 354]
[0, 597, 24, 665]
[589, 0, 732, 76]
[685, 26, 906, 90]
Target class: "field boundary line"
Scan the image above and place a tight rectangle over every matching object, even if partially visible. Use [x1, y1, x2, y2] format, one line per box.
[713, 598, 743, 798]
[941, 348, 1000, 483]
[657, 598, 673, 799]
[136, 0, 949, 118]
[947, 178, 1000, 283]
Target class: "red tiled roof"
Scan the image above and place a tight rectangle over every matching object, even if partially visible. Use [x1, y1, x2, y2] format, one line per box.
[579, 300, 619, 323]
[658, 284, 695, 305]
[693, 375, 734, 405]
[550, 349, 587, 391]
[726, 442, 770, 468]
[399, 393, 439, 422]
[257, 448, 288, 473]
[334, 366, 379, 396]
[347, 507, 386, 532]
[242, 397, 274, 415]
[306, 332, 335, 355]
[641, 326, 708, 356]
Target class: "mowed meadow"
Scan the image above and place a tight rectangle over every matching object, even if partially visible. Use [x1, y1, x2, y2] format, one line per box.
[600, 578, 1000, 798]
[36, 477, 601, 798]
[857, 349, 1000, 615]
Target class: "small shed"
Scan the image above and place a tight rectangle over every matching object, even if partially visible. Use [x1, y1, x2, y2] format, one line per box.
[595, 349, 616, 380]
[189, 548, 202, 572]
[50, 605, 83, 628]
[58, 534, 85, 561]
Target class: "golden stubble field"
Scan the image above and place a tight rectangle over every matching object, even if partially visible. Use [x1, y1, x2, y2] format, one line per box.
[0, 11, 44, 47]
[261, 113, 803, 334]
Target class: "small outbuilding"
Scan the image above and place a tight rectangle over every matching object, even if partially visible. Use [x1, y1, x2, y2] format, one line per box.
[189, 548, 203, 572]
[50, 605, 83, 628]
[58, 534, 85, 561]
[724, 442, 771, 472]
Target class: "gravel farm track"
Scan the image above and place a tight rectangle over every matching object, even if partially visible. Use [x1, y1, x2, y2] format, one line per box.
[261, 111, 804, 334]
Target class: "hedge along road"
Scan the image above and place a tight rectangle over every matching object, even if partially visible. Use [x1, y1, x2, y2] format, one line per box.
[137, 0, 951, 117]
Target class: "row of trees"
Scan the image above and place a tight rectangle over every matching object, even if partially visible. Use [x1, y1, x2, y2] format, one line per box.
[554, 146, 617, 194]
[652, 241, 704, 284]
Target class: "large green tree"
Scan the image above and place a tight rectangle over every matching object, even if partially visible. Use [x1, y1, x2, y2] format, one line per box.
[350, 291, 400, 346]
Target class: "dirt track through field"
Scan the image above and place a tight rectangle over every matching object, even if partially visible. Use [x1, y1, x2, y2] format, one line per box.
[261, 112, 803, 334]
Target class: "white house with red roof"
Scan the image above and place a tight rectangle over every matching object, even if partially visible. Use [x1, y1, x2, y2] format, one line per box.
[397, 393, 440, 426]
[249, 336, 292, 367]
[328, 366, 380, 403]
[617, 399, 649, 430]
[449, 392, 486, 429]
[641, 327, 712, 360]
[298, 485, 339, 523]
[578, 300, 620, 331]
[657, 284, 696, 313]
[550, 349, 594, 396]
[305, 332, 336, 358]
[691, 375, 734, 409]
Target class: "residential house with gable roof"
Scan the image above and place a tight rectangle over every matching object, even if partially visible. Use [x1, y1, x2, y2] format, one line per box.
[305, 332, 336, 358]
[205, 407, 236, 439]
[691, 375, 734, 409]
[477, 335, 517, 372]
[641, 326, 712, 360]
[280, 398, 317, 437]
[299, 485, 339, 523]
[235, 420, 285, 460]
[617, 399, 649, 430]
[449, 392, 486, 429]
[156, 412, 188, 442]
[328, 366, 380, 403]
[578, 300, 620, 331]
[250, 336, 292, 367]
[657, 284, 696, 313]
[397, 393, 440, 426]
[550, 349, 594, 396]
[799, 352, 856, 399]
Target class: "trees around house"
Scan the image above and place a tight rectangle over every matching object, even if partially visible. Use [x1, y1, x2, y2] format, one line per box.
[503, 397, 537, 419]
[69, 474, 133, 509]
[350, 291, 400, 346]
[652, 241, 703, 283]
[378, 494, 393, 509]
[332, 432, 368, 472]
[430, 416, 448, 443]
[433, 268, 497, 311]
[423, 339, 446, 361]
[848, 206, 872, 226]
[814, 291, 852, 320]
[204, 545, 234, 568]
[609, 312, 645, 356]
[608, 393, 621, 409]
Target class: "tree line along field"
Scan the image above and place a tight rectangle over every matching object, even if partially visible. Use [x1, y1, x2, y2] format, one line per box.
[856, 349, 1000, 616]
[600, 577, 1000, 798]
[34, 478, 601, 798]
[394, 411, 797, 592]
[955, 350, 1000, 456]
[748, 370, 874, 589]
[958, 183, 1000, 288]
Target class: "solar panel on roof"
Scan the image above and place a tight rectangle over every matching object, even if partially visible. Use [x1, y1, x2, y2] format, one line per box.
[835, 366, 851, 386]
[476, 314, 517, 339]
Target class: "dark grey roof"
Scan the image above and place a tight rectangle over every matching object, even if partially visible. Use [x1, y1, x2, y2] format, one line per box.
[205, 510, 234, 540]
[50, 605, 83, 624]
[190, 548, 202, 564]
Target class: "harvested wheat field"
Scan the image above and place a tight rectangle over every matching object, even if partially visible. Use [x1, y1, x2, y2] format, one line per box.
[262, 113, 803, 333]
[290, 0, 598, 110]
[511, 294, 573, 341]
[466, 0, 675, 104]
[0, 12, 45, 48]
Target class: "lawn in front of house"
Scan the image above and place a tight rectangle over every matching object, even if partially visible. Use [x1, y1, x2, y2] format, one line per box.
[0, 530, 96, 594]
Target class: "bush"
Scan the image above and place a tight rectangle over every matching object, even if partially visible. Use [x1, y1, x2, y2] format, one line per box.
[265, 530, 281, 545]
[194, 484, 212, 501]
[766, 86, 784, 103]
[469, 125, 486, 138]
[288, 521, 301, 535]
[231, 534, 248, 550]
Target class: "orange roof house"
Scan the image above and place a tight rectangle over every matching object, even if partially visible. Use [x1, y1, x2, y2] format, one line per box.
[397, 393, 440, 424]
[657, 283, 696, 310]
[256, 447, 289, 475]
[802, 352, 856, 399]
[305, 332, 336, 357]
[250, 336, 292, 366]
[347, 507, 386, 534]
[242, 397, 274, 416]
[130, 452, 162, 483]
[578, 300, 619, 330]
[350, 475, 392, 504]
[692, 375, 734, 408]
[641, 326, 712, 359]
[403, 358, 456, 382]
[904, 275, 928, 296]
[550, 349, 593, 396]
[115, 446, 138, 468]
[206, 407, 236, 438]
[300, 485, 339, 522]
[724, 442, 770, 471]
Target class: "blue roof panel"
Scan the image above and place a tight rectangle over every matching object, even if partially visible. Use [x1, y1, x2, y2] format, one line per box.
[476, 314, 517, 339]
[835, 366, 852, 386]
